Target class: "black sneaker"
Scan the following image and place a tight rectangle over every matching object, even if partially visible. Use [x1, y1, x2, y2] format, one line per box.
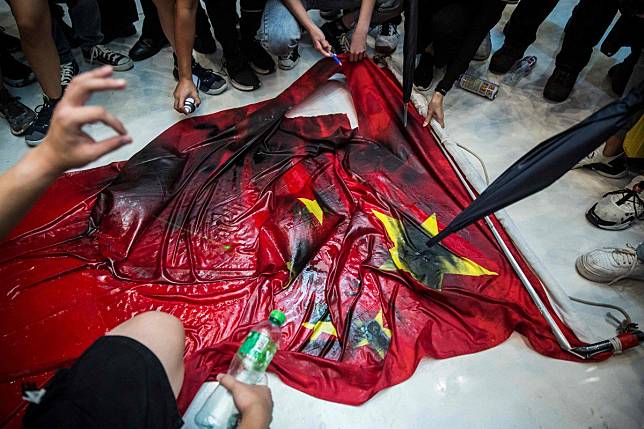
[194, 33, 217, 55]
[489, 43, 526, 74]
[0, 26, 21, 53]
[60, 59, 80, 90]
[413, 53, 434, 92]
[0, 51, 36, 88]
[320, 21, 349, 54]
[0, 88, 36, 136]
[223, 55, 260, 91]
[245, 41, 275, 75]
[83, 45, 134, 71]
[24, 96, 59, 147]
[543, 67, 578, 102]
[278, 46, 300, 70]
[173, 59, 228, 95]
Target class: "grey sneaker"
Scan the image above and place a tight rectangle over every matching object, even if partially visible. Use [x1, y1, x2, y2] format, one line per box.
[83, 45, 133, 71]
[473, 32, 492, 61]
[0, 88, 36, 136]
[278, 46, 300, 71]
[576, 245, 644, 284]
[375, 22, 400, 55]
[24, 96, 59, 147]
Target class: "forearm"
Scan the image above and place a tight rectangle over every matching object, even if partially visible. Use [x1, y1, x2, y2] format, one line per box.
[355, 0, 376, 33]
[237, 409, 271, 429]
[282, 0, 317, 32]
[0, 146, 62, 240]
[174, 0, 197, 81]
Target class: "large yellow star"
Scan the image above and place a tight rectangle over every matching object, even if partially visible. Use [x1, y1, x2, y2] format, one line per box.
[355, 310, 391, 359]
[302, 319, 337, 340]
[372, 209, 496, 287]
[298, 197, 324, 225]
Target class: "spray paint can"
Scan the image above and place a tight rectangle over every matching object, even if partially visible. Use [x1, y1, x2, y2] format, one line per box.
[457, 74, 499, 100]
[184, 97, 196, 114]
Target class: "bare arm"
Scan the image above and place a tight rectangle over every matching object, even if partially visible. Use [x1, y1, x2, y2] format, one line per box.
[0, 66, 130, 240]
[281, 0, 332, 56]
[174, 0, 197, 82]
[347, 0, 375, 61]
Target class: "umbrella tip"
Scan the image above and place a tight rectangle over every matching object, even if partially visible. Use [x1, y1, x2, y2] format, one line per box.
[403, 105, 408, 127]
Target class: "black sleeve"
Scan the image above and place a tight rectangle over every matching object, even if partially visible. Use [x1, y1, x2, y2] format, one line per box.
[435, 2, 507, 95]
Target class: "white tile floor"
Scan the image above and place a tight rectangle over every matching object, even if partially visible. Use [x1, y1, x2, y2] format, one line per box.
[1, 1, 643, 428]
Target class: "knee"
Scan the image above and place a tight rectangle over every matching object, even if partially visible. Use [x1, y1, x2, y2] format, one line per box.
[132, 311, 185, 346]
[258, 26, 300, 57]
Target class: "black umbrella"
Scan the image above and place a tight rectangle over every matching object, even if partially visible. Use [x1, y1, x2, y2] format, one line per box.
[426, 81, 644, 248]
[402, 0, 418, 126]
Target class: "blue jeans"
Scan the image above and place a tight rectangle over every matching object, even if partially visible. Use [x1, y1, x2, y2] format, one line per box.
[257, 0, 402, 56]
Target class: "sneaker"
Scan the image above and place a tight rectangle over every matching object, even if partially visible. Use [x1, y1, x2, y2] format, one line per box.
[223, 55, 260, 91]
[586, 176, 644, 230]
[543, 67, 578, 102]
[489, 43, 525, 74]
[278, 46, 300, 70]
[576, 245, 644, 284]
[572, 142, 627, 179]
[60, 59, 80, 90]
[0, 26, 21, 53]
[0, 88, 36, 136]
[320, 9, 342, 21]
[320, 21, 349, 54]
[0, 51, 36, 88]
[375, 22, 400, 55]
[473, 32, 492, 61]
[245, 40, 275, 75]
[83, 45, 134, 71]
[173, 60, 228, 95]
[24, 96, 59, 147]
[413, 53, 434, 92]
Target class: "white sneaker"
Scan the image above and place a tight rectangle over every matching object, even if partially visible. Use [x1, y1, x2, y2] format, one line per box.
[83, 45, 134, 71]
[573, 142, 627, 178]
[586, 175, 644, 230]
[278, 46, 300, 71]
[375, 22, 400, 55]
[473, 32, 492, 61]
[576, 245, 644, 284]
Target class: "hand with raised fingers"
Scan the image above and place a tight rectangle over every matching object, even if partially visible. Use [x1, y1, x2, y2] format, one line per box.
[217, 374, 273, 429]
[37, 66, 131, 173]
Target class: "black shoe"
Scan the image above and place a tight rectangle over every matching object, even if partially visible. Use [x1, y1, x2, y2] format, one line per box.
[489, 43, 526, 74]
[83, 45, 134, 71]
[194, 34, 217, 55]
[245, 41, 275, 75]
[24, 96, 59, 146]
[0, 88, 36, 136]
[60, 59, 80, 90]
[320, 21, 349, 54]
[0, 51, 36, 88]
[129, 36, 168, 62]
[223, 55, 261, 91]
[543, 67, 578, 102]
[0, 26, 21, 53]
[413, 53, 434, 91]
[101, 24, 137, 45]
[173, 59, 228, 95]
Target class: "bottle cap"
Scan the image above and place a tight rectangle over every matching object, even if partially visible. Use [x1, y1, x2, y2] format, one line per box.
[269, 310, 286, 326]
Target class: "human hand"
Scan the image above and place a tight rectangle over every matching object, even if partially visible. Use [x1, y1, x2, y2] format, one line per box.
[217, 374, 273, 429]
[173, 78, 200, 114]
[349, 28, 367, 62]
[36, 66, 131, 174]
[423, 91, 445, 128]
[309, 25, 332, 57]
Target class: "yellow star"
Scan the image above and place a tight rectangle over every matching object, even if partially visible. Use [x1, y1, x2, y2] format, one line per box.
[298, 198, 324, 225]
[302, 319, 337, 340]
[355, 310, 391, 359]
[372, 210, 497, 286]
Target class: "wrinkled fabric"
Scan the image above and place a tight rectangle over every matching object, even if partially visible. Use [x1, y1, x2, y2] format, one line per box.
[0, 58, 599, 428]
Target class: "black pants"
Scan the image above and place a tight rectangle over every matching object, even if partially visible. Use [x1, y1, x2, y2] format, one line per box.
[140, 0, 213, 44]
[417, 0, 472, 66]
[98, 0, 138, 37]
[504, 0, 618, 73]
[203, 0, 266, 59]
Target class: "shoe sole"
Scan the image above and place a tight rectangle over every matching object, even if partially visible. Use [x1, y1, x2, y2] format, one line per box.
[201, 81, 229, 95]
[278, 59, 299, 71]
[414, 84, 433, 93]
[0, 111, 34, 136]
[585, 204, 636, 231]
[25, 136, 45, 147]
[250, 62, 275, 76]
[229, 78, 261, 92]
[590, 166, 628, 179]
[574, 257, 614, 283]
[3, 76, 36, 88]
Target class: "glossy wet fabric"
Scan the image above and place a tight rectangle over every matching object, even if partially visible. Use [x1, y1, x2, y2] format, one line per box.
[0, 58, 599, 427]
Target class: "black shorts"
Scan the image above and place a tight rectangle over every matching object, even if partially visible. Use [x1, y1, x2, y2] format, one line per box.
[23, 336, 183, 429]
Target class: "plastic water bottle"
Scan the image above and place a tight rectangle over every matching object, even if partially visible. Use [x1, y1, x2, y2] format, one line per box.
[194, 310, 286, 429]
[502, 56, 537, 86]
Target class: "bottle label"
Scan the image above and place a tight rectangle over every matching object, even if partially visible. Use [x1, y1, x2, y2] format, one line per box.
[238, 331, 275, 370]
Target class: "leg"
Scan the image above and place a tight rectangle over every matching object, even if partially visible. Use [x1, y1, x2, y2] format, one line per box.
[66, 0, 104, 51]
[97, 0, 138, 42]
[240, 0, 265, 47]
[363, 0, 403, 25]
[503, 0, 559, 50]
[8, 0, 61, 99]
[152, 0, 177, 48]
[108, 311, 185, 397]
[257, 0, 302, 56]
[430, 2, 469, 66]
[140, 0, 167, 40]
[205, 0, 241, 58]
[51, 12, 75, 65]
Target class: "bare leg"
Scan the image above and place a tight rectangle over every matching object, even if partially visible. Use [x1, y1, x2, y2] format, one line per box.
[108, 311, 185, 398]
[603, 134, 624, 157]
[152, 0, 177, 49]
[8, 0, 62, 99]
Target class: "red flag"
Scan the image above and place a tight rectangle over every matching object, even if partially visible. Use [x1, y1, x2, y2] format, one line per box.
[0, 58, 600, 427]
